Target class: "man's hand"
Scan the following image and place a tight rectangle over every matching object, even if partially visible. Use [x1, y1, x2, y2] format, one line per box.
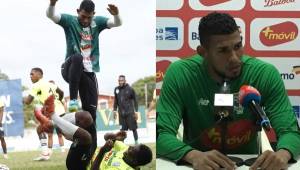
[116, 131, 127, 141]
[183, 150, 236, 170]
[107, 4, 119, 15]
[102, 139, 114, 152]
[250, 149, 291, 170]
[134, 112, 138, 120]
[50, 0, 58, 6]
[113, 111, 117, 119]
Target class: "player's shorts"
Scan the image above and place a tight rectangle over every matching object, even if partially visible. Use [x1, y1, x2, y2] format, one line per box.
[66, 141, 92, 170]
[120, 113, 137, 131]
[54, 100, 65, 116]
[0, 127, 4, 138]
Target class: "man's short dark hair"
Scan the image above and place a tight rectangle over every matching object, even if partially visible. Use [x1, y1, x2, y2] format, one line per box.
[79, 0, 95, 13]
[32, 67, 43, 75]
[198, 12, 239, 47]
[119, 75, 126, 79]
[136, 144, 152, 166]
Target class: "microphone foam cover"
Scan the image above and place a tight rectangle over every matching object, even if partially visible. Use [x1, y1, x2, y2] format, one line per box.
[239, 85, 261, 107]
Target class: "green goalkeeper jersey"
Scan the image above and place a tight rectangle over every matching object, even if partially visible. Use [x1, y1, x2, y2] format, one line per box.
[157, 54, 300, 162]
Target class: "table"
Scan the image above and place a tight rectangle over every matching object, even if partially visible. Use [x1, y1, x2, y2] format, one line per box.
[157, 155, 300, 170]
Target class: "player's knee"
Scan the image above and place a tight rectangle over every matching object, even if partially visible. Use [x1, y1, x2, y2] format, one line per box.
[82, 130, 92, 145]
[76, 111, 93, 129]
[71, 54, 83, 64]
[57, 133, 63, 138]
[36, 125, 43, 134]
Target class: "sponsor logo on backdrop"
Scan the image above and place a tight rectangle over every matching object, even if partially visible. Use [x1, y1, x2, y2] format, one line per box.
[0, 79, 24, 136]
[259, 21, 298, 46]
[0, 95, 14, 124]
[251, 19, 300, 51]
[156, 27, 179, 40]
[293, 106, 300, 118]
[281, 72, 295, 80]
[156, 57, 180, 83]
[165, 27, 179, 40]
[293, 105, 300, 126]
[156, 57, 180, 90]
[258, 58, 300, 90]
[189, 0, 245, 10]
[157, 17, 183, 50]
[199, 0, 231, 6]
[292, 66, 300, 74]
[157, 0, 183, 10]
[156, 60, 172, 82]
[251, 0, 300, 11]
[264, 0, 295, 7]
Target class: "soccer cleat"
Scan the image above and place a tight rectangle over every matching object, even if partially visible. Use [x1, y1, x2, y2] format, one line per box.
[3, 154, 8, 159]
[48, 149, 53, 156]
[68, 99, 79, 112]
[0, 163, 9, 170]
[33, 153, 50, 161]
[61, 148, 66, 153]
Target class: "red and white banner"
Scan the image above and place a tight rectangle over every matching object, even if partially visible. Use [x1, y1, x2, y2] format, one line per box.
[156, 0, 300, 96]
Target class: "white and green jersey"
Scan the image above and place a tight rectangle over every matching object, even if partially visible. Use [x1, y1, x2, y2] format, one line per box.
[58, 14, 108, 72]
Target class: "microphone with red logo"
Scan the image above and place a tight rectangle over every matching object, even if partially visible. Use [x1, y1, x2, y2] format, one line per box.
[239, 85, 271, 131]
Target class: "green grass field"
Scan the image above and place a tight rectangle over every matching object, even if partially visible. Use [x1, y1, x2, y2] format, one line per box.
[0, 143, 156, 170]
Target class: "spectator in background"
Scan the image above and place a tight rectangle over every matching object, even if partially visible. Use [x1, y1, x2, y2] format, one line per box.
[147, 89, 156, 119]
[23, 67, 65, 161]
[0, 99, 8, 159]
[48, 80, 65, 153]
[113, 75, 139, 144]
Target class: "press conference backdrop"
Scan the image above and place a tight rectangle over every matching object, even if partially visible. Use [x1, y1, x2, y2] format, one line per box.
[0, 79, 24, 137]
[156, 0, 300, 124]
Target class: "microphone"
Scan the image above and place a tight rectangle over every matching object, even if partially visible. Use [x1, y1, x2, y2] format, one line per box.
[239, 85, 271, 131]
[214, 80, 233, 120]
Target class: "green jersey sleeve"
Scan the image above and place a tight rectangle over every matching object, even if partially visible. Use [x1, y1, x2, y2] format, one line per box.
[261, 64, 300, 159]
[58, 14, 72, 28]
[94, 16, 108, 32]
[157, 61, 194, 162]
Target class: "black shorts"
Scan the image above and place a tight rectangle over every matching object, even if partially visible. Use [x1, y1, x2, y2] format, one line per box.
[120, 114, 137, 131]
[66, 140, 92, 170]
[0, 129, 4, 137]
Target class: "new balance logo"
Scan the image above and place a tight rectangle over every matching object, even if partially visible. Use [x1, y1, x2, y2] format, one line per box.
[81, 154, 87, 161]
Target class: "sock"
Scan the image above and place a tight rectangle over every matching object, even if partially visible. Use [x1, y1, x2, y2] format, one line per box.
[61, 112, 76, 125]
[40, 138, 48, 156]
[51, 112, 78, 140]
[133, 129, 138, 141]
